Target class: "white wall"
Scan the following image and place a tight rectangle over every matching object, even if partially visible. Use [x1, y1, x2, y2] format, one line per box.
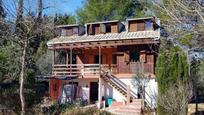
[59, 77, 158, 107]
[145, 79, 158, 108]
[102, 78, 158, 106]
[60, 78, 98, 103]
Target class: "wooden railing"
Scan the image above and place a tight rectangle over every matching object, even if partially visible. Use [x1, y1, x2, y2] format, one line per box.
[52, 64, 117, 76]
[52, 63, 154, 77]
[130, 62, 154, 74]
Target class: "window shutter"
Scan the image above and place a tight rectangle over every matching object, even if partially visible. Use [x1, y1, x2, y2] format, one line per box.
[124, 51, 130, 62]
[137, 20, 145, 31]
[89, 24, 94, 35]
[140, 50, 146, 63]
[79, 26, 85, 35]
[100, 23, 106, 33]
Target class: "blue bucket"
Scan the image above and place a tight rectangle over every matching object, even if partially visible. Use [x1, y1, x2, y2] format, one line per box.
[107, 98, 113, 106]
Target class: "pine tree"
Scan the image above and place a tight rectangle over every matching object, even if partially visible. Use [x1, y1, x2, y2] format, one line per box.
[0, 0, 5, 18]
[76, 0, 147, 24]
[156, 42, 188, 114]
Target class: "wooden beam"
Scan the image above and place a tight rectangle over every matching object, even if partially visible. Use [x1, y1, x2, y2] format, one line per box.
[49, 39, 160, 49]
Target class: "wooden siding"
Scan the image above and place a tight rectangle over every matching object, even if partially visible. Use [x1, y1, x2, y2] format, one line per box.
[111, 23, 118, 33]
[129, 20, 146, 32]
[94, 24, 100, 34]
[136, 20, 145, 31]
[50, 79, 61, 101]
[52, 44, 158, 78]
[87, 22, 119, 35]
[129, 20, 137, 32]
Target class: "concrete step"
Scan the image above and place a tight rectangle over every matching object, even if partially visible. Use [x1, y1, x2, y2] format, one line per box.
[110, 101, 124, 108]
[113, 109, 141, 115]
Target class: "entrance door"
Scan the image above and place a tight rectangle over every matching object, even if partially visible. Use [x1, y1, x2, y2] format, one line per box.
[117, 54, 130, 73]
[90, 82, 98, 103]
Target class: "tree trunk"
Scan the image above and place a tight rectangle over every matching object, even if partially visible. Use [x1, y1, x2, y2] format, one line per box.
[19, 41, 27, 115]
[16, 0, 23, 25]
[0, 0, 5, 18]
[37, 0, 42, 23]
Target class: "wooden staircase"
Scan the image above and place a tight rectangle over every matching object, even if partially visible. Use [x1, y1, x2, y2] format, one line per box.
[101, 70, 137, 99]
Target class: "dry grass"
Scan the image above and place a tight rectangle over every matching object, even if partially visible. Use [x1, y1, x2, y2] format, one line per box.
[61, 107, 112, 115]
[188, 103, 204, 115]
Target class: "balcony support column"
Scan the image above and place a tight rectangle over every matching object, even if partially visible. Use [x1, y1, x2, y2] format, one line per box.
[70, 48, 72, 75]
[66, 50, 69, 65]
[98, 46, 102, 108]
[52, 49, 55, 65]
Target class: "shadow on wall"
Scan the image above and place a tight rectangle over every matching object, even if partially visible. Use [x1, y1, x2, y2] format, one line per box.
[103, 82, 113, 100]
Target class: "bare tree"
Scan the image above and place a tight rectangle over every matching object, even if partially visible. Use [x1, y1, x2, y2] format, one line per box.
[15, 0, 26, 114]
[132, 62, 151, 109]
[157, 81, 193, 115]
[152, 0, 204, 49]
[37, 0, 42, 22]
[14, 0, 53, 114]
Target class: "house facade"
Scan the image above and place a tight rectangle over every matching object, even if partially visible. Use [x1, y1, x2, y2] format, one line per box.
[47, 17, 160, 108]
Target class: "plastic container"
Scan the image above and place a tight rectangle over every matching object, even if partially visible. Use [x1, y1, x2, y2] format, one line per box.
[107, 98, 113, 106]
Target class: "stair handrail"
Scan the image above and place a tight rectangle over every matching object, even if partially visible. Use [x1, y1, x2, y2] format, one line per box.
[144, 90, 157, 109]
[101, 69, 137, 98]
[110, 73, 138, 98]
[101, 69, 127, 93]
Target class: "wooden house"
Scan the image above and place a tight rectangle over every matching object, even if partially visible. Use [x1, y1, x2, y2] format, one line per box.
[47, 17, 160, 107]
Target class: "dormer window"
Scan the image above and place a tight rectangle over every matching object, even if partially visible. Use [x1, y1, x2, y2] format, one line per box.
[87, 21, 123, 35]
[58, 25, 85, 36]
[128, 18, 154, 32]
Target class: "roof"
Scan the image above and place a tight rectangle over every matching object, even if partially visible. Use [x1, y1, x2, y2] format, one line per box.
[47, 30, 160, 46]
[126, 17, 154, 21]
[86, 20, 119, 25]
[56, 24, 82, 28]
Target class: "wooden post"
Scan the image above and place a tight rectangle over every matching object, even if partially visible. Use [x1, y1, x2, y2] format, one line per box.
[66, 50, 69, 65]
[70, 48, 72, 75]
[99, 46, 101, 72]
[98, 46, 102, 108]
[52, 50, 55, 65]
[127, 85, 130, 104]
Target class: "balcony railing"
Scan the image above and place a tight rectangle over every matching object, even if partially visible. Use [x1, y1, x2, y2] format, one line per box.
[52, 63, 154, 77]
[52, 64, 117, 76]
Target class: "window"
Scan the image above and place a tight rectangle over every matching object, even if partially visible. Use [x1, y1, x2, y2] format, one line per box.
[112, 55, 117, 64]
[61, 28, 66, 36]
[73, 27, 79, 35]
[105, 24, 111, 33]
[130, 51, 140, 62]
[67, 28, 73, 36]
[145, 19, 152, 30]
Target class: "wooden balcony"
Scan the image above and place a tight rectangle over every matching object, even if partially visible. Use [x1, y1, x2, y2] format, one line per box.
[52, 63, 154, 77]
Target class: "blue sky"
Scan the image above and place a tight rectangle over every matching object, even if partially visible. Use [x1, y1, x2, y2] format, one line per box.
[45, 0, 85, 15]
[53, 0, 84, 15]
[3, 0, 84, 19]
